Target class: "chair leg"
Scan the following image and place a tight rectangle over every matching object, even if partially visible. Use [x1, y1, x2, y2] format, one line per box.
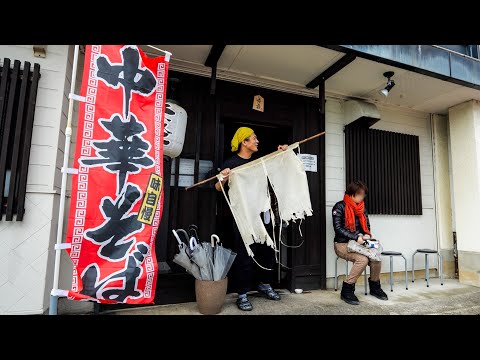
[425, 254, 428, 282]
[346, 260, 349, 284]
[426, 254, 430, 287]
[402, 255, 408, 290]
[438, 253, 444, 285]
[389, 256, 393, 292]
[364, 269, 367, 295]
[335, 257, 338, 291]
[412, 252, 416, 283]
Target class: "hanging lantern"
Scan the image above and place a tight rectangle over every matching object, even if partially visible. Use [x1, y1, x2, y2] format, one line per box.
[164, 100, 187, 158]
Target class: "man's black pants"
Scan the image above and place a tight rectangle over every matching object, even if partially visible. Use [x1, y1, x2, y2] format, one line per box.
[231, 222, 276, 295]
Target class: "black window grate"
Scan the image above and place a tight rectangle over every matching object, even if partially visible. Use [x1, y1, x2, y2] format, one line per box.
[0, 58, 41, 221]
[344, 124, 422, 215]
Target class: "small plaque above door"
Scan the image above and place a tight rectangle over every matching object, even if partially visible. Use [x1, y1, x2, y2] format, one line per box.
[253, 95, 264, 112]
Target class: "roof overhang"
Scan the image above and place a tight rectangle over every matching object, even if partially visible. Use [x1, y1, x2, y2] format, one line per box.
[141, 45, 480, 115]
[325, 45, 480, 90]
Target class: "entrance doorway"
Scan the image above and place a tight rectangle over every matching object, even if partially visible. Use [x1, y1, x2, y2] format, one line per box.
[99, 70, 326, 311]
[216, 117, 294, 292]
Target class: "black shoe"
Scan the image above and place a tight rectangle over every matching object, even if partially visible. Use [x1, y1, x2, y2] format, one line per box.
[340, 281, 360, 305]
[369, 278, 388, 300]
[236, 297, 253, 311]
[258, 286, 281, 300]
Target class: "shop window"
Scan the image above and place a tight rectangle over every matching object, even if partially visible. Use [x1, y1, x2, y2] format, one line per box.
[0, 58, 40, 221]
[344, 125, 422, 215]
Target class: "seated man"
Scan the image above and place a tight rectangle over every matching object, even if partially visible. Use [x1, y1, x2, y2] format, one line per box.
[332, 180, 388, 305]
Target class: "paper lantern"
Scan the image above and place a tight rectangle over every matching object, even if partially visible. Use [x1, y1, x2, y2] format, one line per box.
[164, 101, 188, 158]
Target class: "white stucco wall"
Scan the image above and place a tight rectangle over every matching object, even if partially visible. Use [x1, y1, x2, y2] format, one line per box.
[0, 45, 70, 314]
[325, 100, 438, 278]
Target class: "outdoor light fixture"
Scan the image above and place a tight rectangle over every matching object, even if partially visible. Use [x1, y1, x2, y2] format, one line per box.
[380, 71, 395, 97]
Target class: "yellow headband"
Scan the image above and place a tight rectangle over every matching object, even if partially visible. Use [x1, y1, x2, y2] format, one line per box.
[231, 127, 254, 152]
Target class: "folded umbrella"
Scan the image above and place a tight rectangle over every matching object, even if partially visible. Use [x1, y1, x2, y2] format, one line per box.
[203, 235, 215, 279]
[175, 229, 192, 256]
[189, 235, 213, 281]
[211, 234, 237, 281]
[172, 229, 201, 280]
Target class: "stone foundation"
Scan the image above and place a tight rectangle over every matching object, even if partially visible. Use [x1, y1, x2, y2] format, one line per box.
[458, 251, 480, 287]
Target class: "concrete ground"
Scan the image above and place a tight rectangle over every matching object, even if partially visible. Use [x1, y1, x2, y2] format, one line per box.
[104, 279, 480, 315]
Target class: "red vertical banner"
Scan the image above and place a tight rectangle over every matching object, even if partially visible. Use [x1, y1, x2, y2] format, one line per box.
[65, 45, 168, 304]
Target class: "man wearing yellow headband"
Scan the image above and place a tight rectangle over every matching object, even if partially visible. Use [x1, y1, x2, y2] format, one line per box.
[215, 126, 288, 311]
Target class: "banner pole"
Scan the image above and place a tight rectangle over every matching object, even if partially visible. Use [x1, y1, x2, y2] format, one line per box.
[49, 45, 80, 315]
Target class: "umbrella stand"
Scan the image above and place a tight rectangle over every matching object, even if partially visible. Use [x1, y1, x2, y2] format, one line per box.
[193, 233, 233, 314]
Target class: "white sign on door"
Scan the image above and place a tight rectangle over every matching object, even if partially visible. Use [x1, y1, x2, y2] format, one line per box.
[298, 154, 317, 172]
[170, 158, 214, 187]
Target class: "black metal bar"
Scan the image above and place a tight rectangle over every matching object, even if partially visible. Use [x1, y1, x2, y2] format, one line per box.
[400, 134, 406, 215]
[382, 131, 388, 214]
[412, 136, 419, 214]
[380, 130, 385, 214]
[0, 58, 11, 141]
[374, 130, 379, 213]
[318, 80, 327, 290]
[392, 130, 399, 215]
[389, 131, 395, 214]
[415, 137, 422, 215]
[16, 63, 40, 221]
[204, 45, 226, 68]
[407, 136, 414, 214]
[0, 60, 21, 220]
[407, 135, 412, 214]
[0, 58, 10, 221]
[306, 53, 356, 89]
[382, 130, 387, 214]
[407, 134, 413, 214]
[6, 62, 30, 220]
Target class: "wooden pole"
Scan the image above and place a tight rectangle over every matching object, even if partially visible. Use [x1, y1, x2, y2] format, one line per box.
[185, 131, 326, 191]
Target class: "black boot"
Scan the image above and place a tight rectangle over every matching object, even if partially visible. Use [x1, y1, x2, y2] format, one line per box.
[340, 281, 359, 305]
[369, 278, 388, 300]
